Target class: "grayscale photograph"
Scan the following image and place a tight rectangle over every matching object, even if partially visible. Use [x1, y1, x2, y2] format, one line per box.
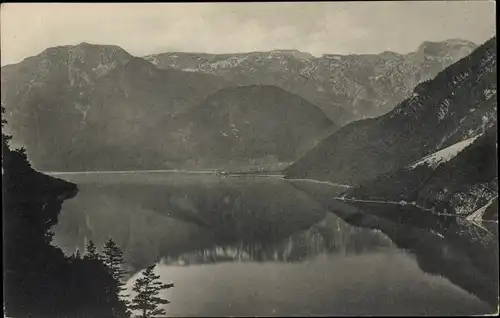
[1, 2, 498, 317]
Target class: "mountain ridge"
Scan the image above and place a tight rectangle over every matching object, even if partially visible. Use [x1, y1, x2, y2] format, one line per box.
[285, 37, 496, 186]
[145, 38, 477, 123]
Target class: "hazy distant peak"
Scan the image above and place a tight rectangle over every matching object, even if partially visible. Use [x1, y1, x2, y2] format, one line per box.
[271, 49, 302, 53]
[144, 38, 477, 61]
[442, 38, 477, 46]
[268, 49, 314, 59]
[416, 38, 477, 55]
[321, 54, 344, 60]
[377, 51, 402, 58]
[76, 41, 92, 47]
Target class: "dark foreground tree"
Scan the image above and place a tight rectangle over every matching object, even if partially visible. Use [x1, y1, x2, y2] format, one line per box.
[102, 238, 128, 292]
[101, 238, 132, 316]
[130, 264, 174, 318]
[85, 240, 99, 260]
[2, 105, 130, 318]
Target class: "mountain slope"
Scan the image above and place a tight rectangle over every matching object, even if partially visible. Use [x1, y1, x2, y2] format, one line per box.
[1, 43, 230, 171]
[285, 37, 496, 185]
[164, 85, 336, 169]
[345, 124, 498, 218]
[145, 39, 476, 124]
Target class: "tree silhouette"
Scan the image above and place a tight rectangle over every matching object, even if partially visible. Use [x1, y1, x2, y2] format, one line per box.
[102, 238, 128, 289]
[85, 240, 99, 260]
[130, 264, 174, 318]
[101, 238, 132, 317]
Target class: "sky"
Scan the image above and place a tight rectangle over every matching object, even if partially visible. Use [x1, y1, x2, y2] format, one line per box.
[0, 1, 496, 66]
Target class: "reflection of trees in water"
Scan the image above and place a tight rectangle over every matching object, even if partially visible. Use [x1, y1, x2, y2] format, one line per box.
[56, 199, 394, 270]
[160, 214, 394, 265]
[335, 204, 498, 310]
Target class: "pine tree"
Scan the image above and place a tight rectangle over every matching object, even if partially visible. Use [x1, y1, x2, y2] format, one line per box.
[102, 238, 128, 285]
[130, 264, 174, 318]
[101, 238, 130, 312]
[84, 240, 99, 260]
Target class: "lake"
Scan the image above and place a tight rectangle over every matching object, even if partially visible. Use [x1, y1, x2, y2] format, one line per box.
[52, 172, 497, 316]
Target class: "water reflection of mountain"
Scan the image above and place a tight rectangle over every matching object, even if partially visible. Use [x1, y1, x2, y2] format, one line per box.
[159, 213, 393, 266]
[54, 174, 392, 271]
[290, 181, 499, 309]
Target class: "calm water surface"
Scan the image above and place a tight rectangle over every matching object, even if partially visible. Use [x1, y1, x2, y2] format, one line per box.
[52, 172, 497, 316]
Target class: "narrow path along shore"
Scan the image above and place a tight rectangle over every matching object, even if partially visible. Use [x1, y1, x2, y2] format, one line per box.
[332, 197, 443, 215]
[280, 177, 497, 227]
[334, 196, 498, 236]
[284, 177, 353, 188]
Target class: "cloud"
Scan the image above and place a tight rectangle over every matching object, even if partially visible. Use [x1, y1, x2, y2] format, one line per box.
[0, 2, 496, 65]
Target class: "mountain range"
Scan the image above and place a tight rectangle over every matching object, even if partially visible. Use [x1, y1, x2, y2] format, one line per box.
[145, 39, 476, 124]
[1, 39, 478, 172]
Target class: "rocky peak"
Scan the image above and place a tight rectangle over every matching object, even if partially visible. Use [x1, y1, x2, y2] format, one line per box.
[68, 43, 132, 68]
[36, 43, 132, 65]
[416, 39, 476, 57]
